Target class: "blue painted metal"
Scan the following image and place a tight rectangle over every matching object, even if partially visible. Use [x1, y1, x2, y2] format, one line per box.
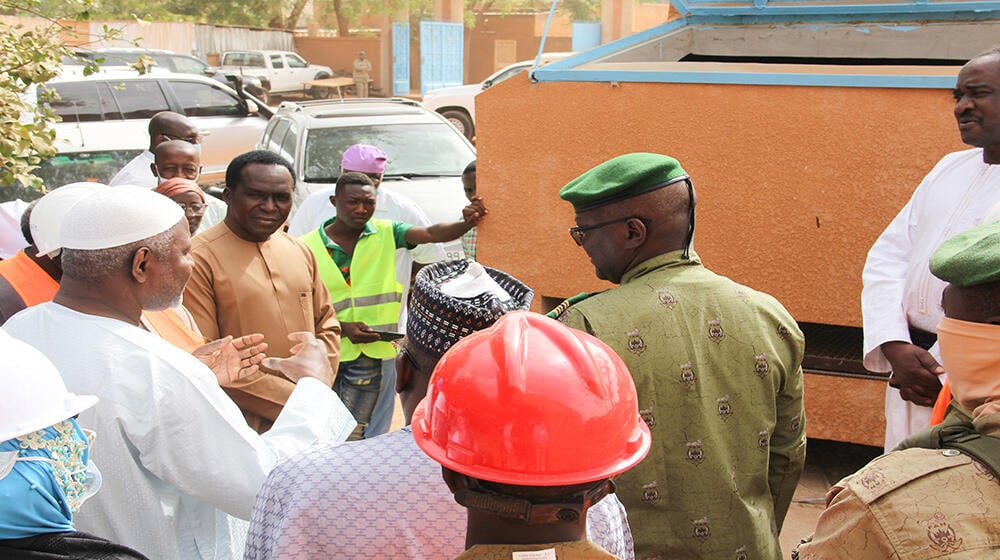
[419, 21, 464, 96]
[531, 9, 981, 89]
[671, 0, 1000, 17]
[392, 22, 410, 97]
[537, 67, 958, 88]
[534, 0, 561, 75]
[572, 22, 602, 52]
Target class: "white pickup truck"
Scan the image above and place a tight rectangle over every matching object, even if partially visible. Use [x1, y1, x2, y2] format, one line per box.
[219, 50, 334, 103]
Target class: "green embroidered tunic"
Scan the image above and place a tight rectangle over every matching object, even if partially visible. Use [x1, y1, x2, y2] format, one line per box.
[558, 250, 806, 560]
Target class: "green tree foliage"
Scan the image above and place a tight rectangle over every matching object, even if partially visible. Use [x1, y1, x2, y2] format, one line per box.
[0, 0, 124, 199]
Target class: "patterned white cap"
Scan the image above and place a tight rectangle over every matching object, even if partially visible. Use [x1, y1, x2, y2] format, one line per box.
[60, 185, 184, 250]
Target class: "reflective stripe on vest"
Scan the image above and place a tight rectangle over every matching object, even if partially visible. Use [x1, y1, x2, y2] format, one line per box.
[302, 219, 402, 361]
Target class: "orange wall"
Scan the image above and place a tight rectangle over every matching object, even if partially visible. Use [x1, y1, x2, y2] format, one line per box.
[294, 36, 382, 89]
[468, 13, 574, 83]
[475, 76, 965, 327]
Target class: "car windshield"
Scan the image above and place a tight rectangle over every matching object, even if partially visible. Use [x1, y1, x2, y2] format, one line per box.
[32, 149, 143, 187]
[302, 123, 474, 182]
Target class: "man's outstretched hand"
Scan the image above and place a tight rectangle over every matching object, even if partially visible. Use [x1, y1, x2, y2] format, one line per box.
[262, 331, 335, 387]
[193, 334, 268, 386]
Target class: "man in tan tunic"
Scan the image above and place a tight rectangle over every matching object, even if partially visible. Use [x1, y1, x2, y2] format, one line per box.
[184, 150, 341, 432]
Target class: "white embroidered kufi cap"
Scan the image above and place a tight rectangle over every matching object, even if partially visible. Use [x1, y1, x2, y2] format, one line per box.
[31, 182, 108, 257]
[60, 185, 185, 250]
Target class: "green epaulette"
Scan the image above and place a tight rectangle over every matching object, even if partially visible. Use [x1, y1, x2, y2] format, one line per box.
[546, 292, 599, 319]
[899, 406, 1000, 480]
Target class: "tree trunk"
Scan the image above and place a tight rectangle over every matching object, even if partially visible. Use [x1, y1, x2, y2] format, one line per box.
[286, 0, 309, 29]
[332, 0, 350, 36]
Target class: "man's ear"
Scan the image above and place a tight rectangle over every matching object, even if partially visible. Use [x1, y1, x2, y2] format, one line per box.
[131, 247, 153, 283]
[328, 194, 337, 207]
[395, 355, 412, 394]
[150, 163, 158, 178]
[623, 217, 648, 249]
[222, 187, 233, 204]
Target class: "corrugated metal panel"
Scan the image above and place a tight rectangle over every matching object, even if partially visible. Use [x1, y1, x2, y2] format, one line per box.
[194, 25, 294, 58]
[0, 16, 292, 62]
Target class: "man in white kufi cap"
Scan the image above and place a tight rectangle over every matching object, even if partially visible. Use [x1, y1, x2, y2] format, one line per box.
[3, 186, 356, 560]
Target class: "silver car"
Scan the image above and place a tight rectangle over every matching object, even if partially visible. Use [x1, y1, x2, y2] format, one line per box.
[37, 71, 270, 187]
[258, 98, 476, 258]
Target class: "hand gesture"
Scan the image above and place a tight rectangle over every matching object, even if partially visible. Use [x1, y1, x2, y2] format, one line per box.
[882, 341, 945, 407]
[193, 334, 268, 387]
[462, 195, 488, 226]
[341, 321, 381, 344]
[262, 331, 335, 387]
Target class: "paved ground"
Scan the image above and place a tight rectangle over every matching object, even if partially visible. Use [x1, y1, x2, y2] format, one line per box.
[779, 439, 883, 555]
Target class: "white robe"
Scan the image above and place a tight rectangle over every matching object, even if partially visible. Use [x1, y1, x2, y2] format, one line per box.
[861, 147, 1000, 449]
[4, 303, 356, 560]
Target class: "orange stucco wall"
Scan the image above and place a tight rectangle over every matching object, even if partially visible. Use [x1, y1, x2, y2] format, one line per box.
[294, 37, 381, 89]
[475, 75, 966, 327]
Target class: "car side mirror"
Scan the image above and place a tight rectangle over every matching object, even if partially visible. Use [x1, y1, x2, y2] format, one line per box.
[245, 99, 259, 114]
[481, 80, 492, 90]
[204, 66, 218, 76]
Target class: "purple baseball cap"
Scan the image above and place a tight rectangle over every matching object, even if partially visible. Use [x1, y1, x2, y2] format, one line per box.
[342, 144, 387, 174]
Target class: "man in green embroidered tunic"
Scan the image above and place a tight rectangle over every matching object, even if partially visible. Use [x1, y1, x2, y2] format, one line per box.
[553, 153, 806, 560]
[302, 172, 486, 439]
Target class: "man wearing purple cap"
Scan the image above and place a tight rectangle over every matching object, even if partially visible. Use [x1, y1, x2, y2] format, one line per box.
[288, 144, 446, 437]
[301, 172, 485, 439]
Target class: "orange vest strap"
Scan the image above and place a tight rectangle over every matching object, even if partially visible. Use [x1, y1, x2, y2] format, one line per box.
[930, 379, 952, 426]
[0, 252, 58, 307]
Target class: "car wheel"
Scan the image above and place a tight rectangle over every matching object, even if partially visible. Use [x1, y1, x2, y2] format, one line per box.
[442, 110, 474, 139]
[310, 72, 332, 99]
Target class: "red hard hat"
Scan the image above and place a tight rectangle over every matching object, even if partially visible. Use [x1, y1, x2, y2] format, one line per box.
[412, 311, 651, 486]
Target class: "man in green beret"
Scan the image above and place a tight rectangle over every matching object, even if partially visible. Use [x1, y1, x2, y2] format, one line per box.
[796, 220, 1000, 558]
[553, 152, 806, 560]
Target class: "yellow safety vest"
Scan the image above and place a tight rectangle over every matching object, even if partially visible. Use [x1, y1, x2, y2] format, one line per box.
[302, 219, 403, 361]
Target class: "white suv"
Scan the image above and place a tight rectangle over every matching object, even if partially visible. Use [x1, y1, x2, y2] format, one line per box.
[36, 71, 270, 187]
[257, 98, 476, 259]
[421, 52, 574, 139]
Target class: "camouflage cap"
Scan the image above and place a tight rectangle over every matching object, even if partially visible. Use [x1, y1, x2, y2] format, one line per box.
[559, 153, 689, 212]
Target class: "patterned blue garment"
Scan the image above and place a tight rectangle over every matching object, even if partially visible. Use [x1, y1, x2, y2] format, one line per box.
[0, 419, 92, 539]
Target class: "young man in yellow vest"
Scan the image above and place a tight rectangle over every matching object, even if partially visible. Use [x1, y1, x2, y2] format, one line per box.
[302, 172, 487, 439]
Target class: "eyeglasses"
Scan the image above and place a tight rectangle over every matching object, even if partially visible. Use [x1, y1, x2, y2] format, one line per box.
[162, 133, 200, 144]
[396, 344, 422, 372]
[568, 216, 644, 246]
[177, 202, 207, 214]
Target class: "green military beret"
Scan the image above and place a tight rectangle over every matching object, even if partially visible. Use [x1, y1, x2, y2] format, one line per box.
[930, 219, 1000, 287]
[559, 153, 689, 212]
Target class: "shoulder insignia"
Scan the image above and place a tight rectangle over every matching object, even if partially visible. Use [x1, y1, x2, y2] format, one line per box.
[546, 291, 598, 319]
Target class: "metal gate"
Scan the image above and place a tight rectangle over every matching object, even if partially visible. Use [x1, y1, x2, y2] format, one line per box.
[419, 21, 463, 95]
[392, 22, 410, 97]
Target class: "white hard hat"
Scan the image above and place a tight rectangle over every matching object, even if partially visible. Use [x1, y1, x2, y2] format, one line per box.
[30, 182, 108, 257]
[0, 330, 97, 442]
